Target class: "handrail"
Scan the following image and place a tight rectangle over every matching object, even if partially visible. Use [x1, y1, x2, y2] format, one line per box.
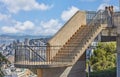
[87, 10, 101, 25]
[15, 45, 83, 63]
[26, 45, 46, 61]
[87, 10, 103, 26]
[15, 45, 47, 62]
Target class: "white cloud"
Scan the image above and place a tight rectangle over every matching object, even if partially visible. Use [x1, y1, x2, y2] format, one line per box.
[0, 13, 11, 21]
[35, 19, 62, 35]
[2, 26, 18, 33]
[97, 3, 109, 10]
[15, 21, 34, 31]
[61, 6, 79, 21]
[114, 6, 119, 11]
[0, 0, 53, 13]
[0, 13, 16, 26]
[1, 21, 35, 33]
[1, 19, 62, 35]
[97, 3, 119, 11]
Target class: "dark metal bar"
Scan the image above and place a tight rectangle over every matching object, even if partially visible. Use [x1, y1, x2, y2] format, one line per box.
[26, 45, 45, 61]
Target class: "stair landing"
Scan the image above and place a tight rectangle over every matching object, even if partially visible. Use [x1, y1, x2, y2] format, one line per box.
[15, 61, 72, 68]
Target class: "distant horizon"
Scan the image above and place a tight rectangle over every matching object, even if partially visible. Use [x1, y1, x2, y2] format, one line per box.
[0, 34, 52, 44]
[0, 33, 53, 37]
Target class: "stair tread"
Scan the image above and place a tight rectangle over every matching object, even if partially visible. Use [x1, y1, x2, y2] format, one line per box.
[51, 25, 102, 64]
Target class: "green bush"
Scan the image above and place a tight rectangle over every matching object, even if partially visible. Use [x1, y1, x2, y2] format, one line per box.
[87, 42, 116, 77]
[90, 42, 116, 71]
[89, 67, 116, 77]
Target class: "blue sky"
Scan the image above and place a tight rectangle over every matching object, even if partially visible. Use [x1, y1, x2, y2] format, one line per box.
[0, 0, 119, 35]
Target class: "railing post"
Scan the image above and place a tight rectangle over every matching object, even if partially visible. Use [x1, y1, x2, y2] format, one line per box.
[46, 43, 50, 62]
[37, 69, 43, 77]
[117, 34, 120, 77]
[14, 44, 17, 63]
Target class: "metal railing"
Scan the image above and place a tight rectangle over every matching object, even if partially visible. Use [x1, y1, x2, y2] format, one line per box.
[86, 11, 97, 24]
[15, 45, 46, 63]
[86, 10, 107, 26]
[86, 10, 120, 28]
[113, 12, 120, 27]
[15, 45, 76, 65]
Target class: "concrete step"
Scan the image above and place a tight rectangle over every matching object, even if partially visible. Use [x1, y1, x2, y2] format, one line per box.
[52, 25, 102, 64]
[53, 58, 73, 62]
[55, 53, 77, 58]
[53, 56, 75, 61]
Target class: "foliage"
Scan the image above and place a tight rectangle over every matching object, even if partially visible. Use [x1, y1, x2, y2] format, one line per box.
[90, 42, 116, 71]
[97, 42, 116, 54]
[0, 52, 10, 76]
[0, 52, 10, 64]
[89, 67, 116, 77]
[0, 69, 4, 77]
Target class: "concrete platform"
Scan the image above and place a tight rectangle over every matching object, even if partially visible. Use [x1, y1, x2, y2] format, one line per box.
[15, 61, 72, 68]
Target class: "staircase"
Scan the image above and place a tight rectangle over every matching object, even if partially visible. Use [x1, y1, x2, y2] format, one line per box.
[51, 24, 106, 63]
[50, 10, 107, 63]
[14, 10, 107, 77]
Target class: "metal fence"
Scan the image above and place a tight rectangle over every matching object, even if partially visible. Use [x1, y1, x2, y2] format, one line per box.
[14, 45, 74, 65]
[86, 10, 120, 27]
[113, 12, 120, 27]
[86, 10, 108, 26]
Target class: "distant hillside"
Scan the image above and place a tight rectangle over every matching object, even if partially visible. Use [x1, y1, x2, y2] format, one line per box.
[0, 34, 52, 44]
[0, 34, 52, 40]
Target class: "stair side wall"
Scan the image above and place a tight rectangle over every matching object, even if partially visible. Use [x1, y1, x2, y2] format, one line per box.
[67, 52, 86, 77]
[47, 11, 86, 59]
[37, 53, 86, 77]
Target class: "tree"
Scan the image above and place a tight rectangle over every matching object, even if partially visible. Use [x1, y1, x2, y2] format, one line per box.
[0, 52, 10, 76]
[0, 53, 10, 64]
[90, 42, 116, 71]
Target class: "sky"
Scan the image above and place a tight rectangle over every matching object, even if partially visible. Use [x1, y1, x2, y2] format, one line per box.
[0, 0, 119, 36]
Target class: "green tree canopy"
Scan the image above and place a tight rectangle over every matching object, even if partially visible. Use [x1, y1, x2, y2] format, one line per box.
[90, 42, 116, 71]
